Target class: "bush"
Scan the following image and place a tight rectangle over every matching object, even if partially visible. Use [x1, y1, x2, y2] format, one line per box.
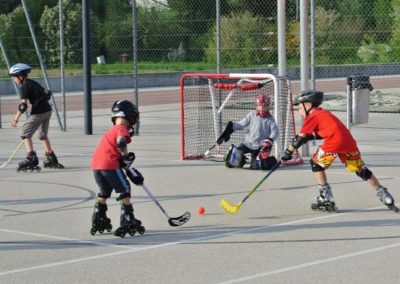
[205, 12, 276, 68]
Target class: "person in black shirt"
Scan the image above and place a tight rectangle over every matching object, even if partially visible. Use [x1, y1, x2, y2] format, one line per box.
[10, 63, 64, 171]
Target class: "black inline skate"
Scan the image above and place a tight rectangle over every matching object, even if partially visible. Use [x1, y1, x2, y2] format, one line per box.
[114, 203, 145, 238]
[311, 184, 338, 213]
[16, 151, 41, 172]
[43, 151, 64, 169]
[90, 202, 112, 235]
[377, 186, 399, 213]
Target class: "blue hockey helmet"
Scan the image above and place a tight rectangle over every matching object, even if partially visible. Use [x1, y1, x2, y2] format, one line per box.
[9, 63, 32, 76]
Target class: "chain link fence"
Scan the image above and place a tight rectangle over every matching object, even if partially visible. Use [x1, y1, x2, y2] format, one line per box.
[0, 0, 399, 144]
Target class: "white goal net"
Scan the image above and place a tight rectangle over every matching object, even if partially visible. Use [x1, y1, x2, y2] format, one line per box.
[180, 73, 303, 166]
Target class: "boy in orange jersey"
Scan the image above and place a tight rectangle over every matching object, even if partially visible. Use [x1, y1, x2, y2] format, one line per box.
[281, 91, 397, 213]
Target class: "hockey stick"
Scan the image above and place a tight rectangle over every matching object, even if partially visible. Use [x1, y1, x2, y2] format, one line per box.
[204, 143, 218, 156]
[126, 168, 191, 227]
[0, 140, 24, 169]
[220, 160, 281, 214]
[204, 121, 234, 156]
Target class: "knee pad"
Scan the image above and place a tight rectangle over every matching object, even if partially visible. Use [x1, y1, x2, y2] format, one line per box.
[224, 145, 245, 168]
[356, 167, 373, 181]
[310, 159, 325, 172]
[117, 192, 131, 201]
[97, 193, 111, 199]
[260, 156, 278, 170]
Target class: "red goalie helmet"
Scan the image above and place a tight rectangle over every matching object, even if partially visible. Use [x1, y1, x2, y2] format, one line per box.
[255, 94, 271, 107]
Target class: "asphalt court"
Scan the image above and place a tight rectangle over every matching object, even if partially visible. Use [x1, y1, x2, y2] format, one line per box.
[0, 103, 399, 284]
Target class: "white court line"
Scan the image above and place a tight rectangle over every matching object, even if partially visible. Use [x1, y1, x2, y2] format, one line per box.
[0, 228, 134, 250]
[217, 242, 400, 284]
[0, 205, 390, 277]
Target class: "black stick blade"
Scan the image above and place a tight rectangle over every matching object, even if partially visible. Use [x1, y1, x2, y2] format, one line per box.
[168, 211, 191, 227]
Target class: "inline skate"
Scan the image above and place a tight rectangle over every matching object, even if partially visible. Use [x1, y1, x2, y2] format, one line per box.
[90, 202, 112, 235]
[114, 203, 145, 238]
[377, 186, 399, 213]
[43, 151, 64, 169]
[16, 151, 41, 172]
[311, 184, 338, 213]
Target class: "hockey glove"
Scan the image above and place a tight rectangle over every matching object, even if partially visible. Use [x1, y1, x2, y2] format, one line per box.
[120, 152, 135, 169]
[259, 138, 273, 159]
[281, 149, 293, 161]
[128, 127, 135, 137]
[126, 167, 144, 185]
[217, 121, 234, 144]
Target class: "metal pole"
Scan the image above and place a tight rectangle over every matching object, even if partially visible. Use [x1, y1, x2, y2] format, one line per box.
[83, 0, 92, 134]
[300, 0, 309, 156]
[216, 0, 221, 74]
[310, 0, 315, 91]
[0, 36, 27, 121]
[277, 0, 286, 77]
[130, 0, 139, 135]
[21, 0, 64, 131]
[60, 0, 66, 131]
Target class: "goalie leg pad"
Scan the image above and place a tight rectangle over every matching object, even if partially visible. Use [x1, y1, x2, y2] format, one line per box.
[260, 156, 278, 170]
[224, 145, 245, 168]
[356, 167, 373, 181]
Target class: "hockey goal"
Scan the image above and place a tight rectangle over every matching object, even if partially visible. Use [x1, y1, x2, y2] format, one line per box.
[180, 73, 303, 165]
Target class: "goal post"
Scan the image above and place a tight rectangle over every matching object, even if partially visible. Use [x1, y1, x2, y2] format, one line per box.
[180, 73, 303, 166]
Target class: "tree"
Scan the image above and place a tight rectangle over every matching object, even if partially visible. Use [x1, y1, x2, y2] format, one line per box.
[206, 12, 276, 67]
[40, 0, 98, 65]
[0, 6, 34, 64]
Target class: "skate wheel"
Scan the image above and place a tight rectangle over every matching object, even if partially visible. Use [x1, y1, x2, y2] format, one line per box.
[106, 225, 112, 232]
[128, 230, 136, 236]
[329, 206, 338, 213]
[90, 228, 97, 236]
[389, 205, 399, 213]
[114, 228, 126, 238]
[22, 168, 27, 172]
[35, 167, 41, 172]
[99, 229, 104, 234]
[138, 226, 145, 235]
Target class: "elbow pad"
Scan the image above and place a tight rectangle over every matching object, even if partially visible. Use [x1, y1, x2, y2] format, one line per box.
[116, 136, 127, 152]
[291, 134, 314, 149]
[18, 102, 28, 113]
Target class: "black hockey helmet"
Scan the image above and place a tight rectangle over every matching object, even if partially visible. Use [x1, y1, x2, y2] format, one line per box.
[295, 91, 323, 107]
[111, 100, 139, 126]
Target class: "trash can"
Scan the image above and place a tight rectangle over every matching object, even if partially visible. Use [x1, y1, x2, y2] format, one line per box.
[347, 75, 373, 125]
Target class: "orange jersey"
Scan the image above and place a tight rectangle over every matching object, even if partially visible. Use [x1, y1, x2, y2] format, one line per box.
[90, 125, 131, 170]
[300, 108, 359, 153]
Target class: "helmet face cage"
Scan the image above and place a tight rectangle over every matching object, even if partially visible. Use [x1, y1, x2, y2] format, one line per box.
[255, 94, 271, 107]
[296, 91, 323, 107]
[9, 63, 32, 77]
[111, 100, 139, 126]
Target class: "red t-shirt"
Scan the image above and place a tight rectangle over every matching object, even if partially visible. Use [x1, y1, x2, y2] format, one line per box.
[300, 108, 359, 153]
[90, 125, 131, 170]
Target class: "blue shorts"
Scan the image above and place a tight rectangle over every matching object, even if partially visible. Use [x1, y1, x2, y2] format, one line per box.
[93, 169, 131, 198]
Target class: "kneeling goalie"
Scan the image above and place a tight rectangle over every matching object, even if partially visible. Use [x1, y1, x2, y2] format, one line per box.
[223, 94, 279, 170]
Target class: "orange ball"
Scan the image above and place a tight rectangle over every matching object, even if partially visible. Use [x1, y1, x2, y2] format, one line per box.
[197, 207, 205, 215]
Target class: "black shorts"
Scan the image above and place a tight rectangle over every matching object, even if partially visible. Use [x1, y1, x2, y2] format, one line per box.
[93, 169, 131, 198]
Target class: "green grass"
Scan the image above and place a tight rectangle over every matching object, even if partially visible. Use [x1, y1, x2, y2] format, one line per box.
[0, 61, 269, 78]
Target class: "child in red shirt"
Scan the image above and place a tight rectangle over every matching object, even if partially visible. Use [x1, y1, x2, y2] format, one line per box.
[281, 91, 397, 213]
[90, 100, 145, 238]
